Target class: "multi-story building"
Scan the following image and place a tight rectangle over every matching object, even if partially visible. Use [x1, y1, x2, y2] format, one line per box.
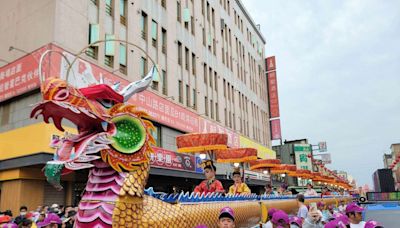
[336, 170, 348, 181]
[383, 153, 393, 169]
[272, 139, 312, 187]
[0, 0, 274, 213]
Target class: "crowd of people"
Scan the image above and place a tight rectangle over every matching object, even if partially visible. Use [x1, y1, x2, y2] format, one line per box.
[198, 198, 383, 228]
[0, 204, 77, 228]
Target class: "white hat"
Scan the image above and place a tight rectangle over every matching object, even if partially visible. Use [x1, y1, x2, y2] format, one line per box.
[51, 204, 59, 208]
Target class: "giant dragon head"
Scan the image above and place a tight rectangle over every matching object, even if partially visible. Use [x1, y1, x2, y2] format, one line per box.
[30, 67, 156, 189]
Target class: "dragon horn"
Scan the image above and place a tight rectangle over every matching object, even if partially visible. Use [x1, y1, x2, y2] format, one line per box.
[99, 75, 104, 84]
[112, 82, 121, 91]
[119, 65, 155, 102]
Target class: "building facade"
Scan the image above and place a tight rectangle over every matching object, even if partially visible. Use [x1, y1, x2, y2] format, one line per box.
[0, 0, 273, 213]
[383, 153, 393, 169]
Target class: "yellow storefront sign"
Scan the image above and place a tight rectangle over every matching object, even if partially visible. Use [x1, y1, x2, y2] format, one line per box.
[0, 123, 76, 160]
[239, 136, 276, 159]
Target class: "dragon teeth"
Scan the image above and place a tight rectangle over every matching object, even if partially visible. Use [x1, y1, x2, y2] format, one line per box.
[95, 135, 113, 144]
[101, 121, 108, 131]
[68, 105, 80, 113]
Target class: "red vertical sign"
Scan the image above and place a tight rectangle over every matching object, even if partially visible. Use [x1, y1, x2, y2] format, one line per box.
[266, 56, 276, 71]
[268, 71, 280, 118]
[270, 119, 281, 140]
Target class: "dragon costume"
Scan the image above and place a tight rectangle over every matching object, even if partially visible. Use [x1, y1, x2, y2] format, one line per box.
[31, 66, 350, 227]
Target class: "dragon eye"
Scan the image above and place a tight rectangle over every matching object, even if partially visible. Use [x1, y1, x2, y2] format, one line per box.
[54, 89, 69, 101]
[98, 99, 114, 109]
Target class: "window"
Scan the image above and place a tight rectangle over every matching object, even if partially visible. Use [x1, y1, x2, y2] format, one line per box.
[205, 96, 209, 116]
[178, 80, 183, 103]
[202, 28, 206, 46]
[104, 35, 114, 68]
[150, 124, 161, 146]
[105, 0, 112, 16]
[151, 80, 159, 90]
[151, 20, 158, 47]
[177, 1, 181, 22]
[105, 55, 113, 67]
[87, 24, 99, 59]
[214, 72, 218, 92]
[224, 108, 227, 125]
[212, 39, 216, 55]
[215, 102, 219, 122]
[162, 70, 167, 95]
[191, 53, 196, 75]
[227, 82, 231, 100]
[211, 8, 215, 27]
[210, 99, 214, 119]
[177, 41, 182, 65]
[161, 0, 166, 8]
[201, 0, 205, 15]
[140, 57, 147, 78]
[227, 0, 230, 15]
[208, 67, 212, 88]
[203, 63, 207, 84]
[191, 16, 195, 35]
[161, 28, 167, 54]
[233, 113, 236, 130]
[231, 85, 234, 104]
[120, 0, 126, 25]
[140, 12, 148, 40]
[119, 44, 126, 74]
[192, 88, 196, 109]
[223, 79, 226, 97]
[185, 47, 189, 70]
[1, 103, 10, 126]
[186, 85, 190, 107]
[206, 2, 210, 21]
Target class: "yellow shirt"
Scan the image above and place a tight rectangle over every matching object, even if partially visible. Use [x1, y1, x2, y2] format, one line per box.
[228, 182, 251, 195]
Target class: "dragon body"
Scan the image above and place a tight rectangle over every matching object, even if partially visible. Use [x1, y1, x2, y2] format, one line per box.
[31, 71, 350, 227]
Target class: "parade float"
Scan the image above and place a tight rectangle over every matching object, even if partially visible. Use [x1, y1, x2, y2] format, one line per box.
[30, 45, 352, 227]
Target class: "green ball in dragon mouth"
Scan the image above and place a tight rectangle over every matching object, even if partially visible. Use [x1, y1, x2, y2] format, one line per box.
[109, 115, 146, 154]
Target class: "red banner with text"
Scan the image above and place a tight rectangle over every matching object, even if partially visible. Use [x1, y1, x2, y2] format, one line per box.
[270, 119, 282, 140]
[268, 71, 280, 118]
[150, 146, 196, 172]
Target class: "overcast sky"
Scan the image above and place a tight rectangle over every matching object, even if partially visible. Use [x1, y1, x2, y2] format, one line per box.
[243, 0, 400, 187]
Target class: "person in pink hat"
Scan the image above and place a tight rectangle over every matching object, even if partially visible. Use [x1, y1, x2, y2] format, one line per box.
[289, 216, 302, 228]
[364, 220, 383, 228]
[332, 212, 349, 226]
[345, 203, 365, 228]
[36, 213, 61, 228]
[324, 219, 347, 228]
[218, 206, 235, 228]
[263, 208, 277, 228]
[271, 210, 289, 228]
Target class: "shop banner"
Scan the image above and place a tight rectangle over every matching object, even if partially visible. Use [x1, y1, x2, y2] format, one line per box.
[267, 71, 280, 118]
[0, 45, 52, 102]
[320, 153, 332, 164]
[150, 146, 196, 172]
[270, 119, 281, 140]
[294, 144, 313, 171]
[266, 56, 276, 71]
[318, 141, 327, 152]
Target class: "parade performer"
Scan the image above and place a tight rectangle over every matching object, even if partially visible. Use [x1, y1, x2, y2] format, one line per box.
[228, 167, 251, 195]
[194, 160, 225, 194]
